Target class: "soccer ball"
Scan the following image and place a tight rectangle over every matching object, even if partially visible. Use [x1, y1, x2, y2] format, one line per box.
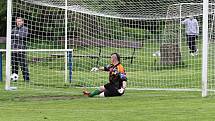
[10, 73, 19, 81]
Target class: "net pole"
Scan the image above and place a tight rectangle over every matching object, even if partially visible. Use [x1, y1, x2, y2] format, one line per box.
[202, 0, 209, 97]
[68, 51, 72, 83]
[5, 0, 12, 90]
[209, 5, 215, 41]
[0, 52, 2, 82]
[179, 3, 182, 53]
[64, 0, 68, 83]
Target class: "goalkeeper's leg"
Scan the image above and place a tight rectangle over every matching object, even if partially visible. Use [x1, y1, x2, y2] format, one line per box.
[83, 86, 105, 97]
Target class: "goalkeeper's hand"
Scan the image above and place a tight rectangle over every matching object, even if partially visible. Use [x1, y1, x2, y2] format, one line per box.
[117, 88, 125, 94]
[90, 67, 99, 72]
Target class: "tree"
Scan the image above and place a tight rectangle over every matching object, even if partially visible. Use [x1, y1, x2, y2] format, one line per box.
[0, 0, 6, 36]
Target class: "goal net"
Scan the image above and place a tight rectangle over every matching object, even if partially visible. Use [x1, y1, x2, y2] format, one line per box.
[4, 0, 215, 96]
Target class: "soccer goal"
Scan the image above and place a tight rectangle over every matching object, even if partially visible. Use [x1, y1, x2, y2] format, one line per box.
[4, 0, 215, 97]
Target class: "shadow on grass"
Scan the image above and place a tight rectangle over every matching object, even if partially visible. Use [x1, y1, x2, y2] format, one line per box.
[13, 95, 83, 102]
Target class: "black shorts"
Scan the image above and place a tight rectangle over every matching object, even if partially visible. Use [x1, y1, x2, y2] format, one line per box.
[104, 83, 124, 97]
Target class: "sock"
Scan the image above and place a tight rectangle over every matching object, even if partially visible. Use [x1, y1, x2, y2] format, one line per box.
[89, 89, 101, 97]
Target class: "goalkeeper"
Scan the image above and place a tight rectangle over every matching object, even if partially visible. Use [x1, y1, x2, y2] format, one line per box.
[83, 53, 127, 97]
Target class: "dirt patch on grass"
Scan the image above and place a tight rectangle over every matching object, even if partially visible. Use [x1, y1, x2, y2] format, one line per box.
[15, 95, 82, 101]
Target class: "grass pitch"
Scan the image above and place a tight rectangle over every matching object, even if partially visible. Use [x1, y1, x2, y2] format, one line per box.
[0, 83, 215, 121]
[0, 41, 215, 120]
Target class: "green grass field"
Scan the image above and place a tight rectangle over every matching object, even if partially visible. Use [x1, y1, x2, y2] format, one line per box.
[1, 39, 215, 120]
[1, 83, 215, 121]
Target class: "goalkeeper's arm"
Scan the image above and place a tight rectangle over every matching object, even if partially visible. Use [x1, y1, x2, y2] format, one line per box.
[122, 81, 127, 89]
[90, 66, 106, 72]
[118, 81, 127, 94]
[98, 66, 105, 71]
[94, 64, 112, 71]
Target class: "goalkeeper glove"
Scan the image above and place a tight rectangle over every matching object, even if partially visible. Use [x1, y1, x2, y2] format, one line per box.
[117, 88, 125, 94]
[90, 67, 99, 72]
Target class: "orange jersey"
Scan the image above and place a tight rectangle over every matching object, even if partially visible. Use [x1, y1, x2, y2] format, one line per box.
[104, 63, 127, 88]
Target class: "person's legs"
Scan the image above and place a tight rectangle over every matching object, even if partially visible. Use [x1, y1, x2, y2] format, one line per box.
[187, 35, 194, 53]
[83, 83, 122, 97]
[11, 52, 19, 75]
[103, 86, 121, 97]
[88, 86, 105, 97]
[83, 85, 105, 97]
[191, 35, 197, 53]
[19, 52, 30, 81]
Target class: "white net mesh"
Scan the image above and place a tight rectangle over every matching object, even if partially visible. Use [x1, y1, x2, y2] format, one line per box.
[3, 0, 215, 94]
[208, 2, 215, 95]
